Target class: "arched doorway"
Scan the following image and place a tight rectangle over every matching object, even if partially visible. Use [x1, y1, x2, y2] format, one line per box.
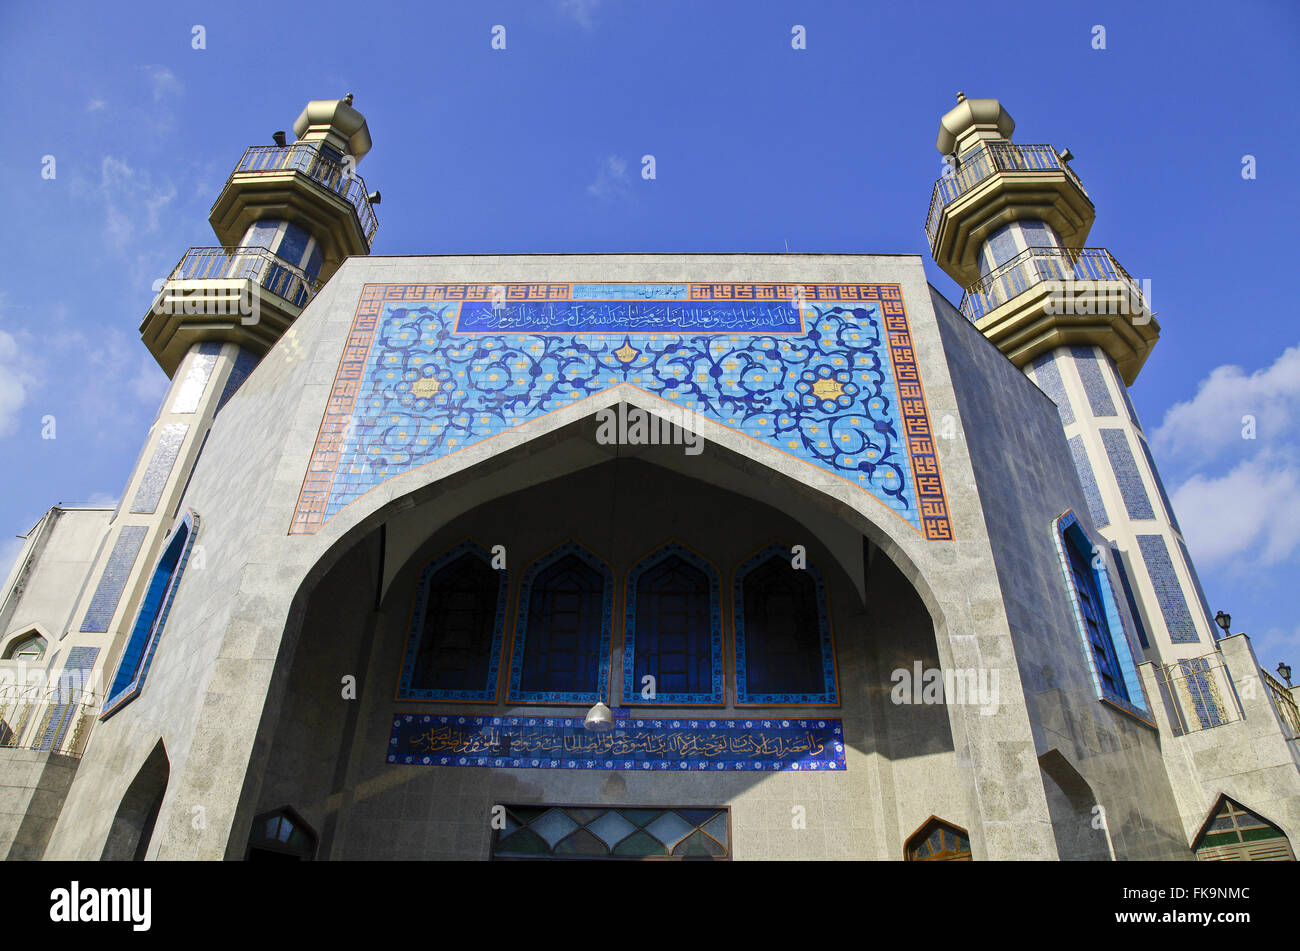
[101, 739, 169, 861]
[1193, 796, 1294, 861]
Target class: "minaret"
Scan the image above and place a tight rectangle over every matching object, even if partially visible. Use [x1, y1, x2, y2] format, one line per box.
[57, 96, 378, 711]
[925, 93, 1218, 665]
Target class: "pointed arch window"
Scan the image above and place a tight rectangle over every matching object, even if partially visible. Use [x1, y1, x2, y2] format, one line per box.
[621, 543, 723, 706]
[733, 545, 838, 706]
[906, 818, 973, 862]
[1194, 797, 1294, 861]
[1054, 512, 1150, 723]
[2, 632, 46, 661]
[101, 512, 198, 719]
[508, 542, 613, 704]
[247, 807, 318, 861]
[397, 541, 508, 702]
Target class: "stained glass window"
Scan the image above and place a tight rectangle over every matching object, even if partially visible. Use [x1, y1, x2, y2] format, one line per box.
[1194, 798, 1294, 861]
[492, 805, 729, 860]
[906, 818, 972, 862]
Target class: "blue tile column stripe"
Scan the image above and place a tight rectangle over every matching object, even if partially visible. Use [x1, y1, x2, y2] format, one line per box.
[129, 423, 189, 514]
[1030, 352, 1074, 425]
[1067, 436, 1109, 528]
[1177, 538, 1217, 634]
[1136, 534, 1200, 644]
[33, 646, 100, 751]
[80, 526, 148, 632]
[1137, 435, 1182, 533]
[1070, 345, 1117, 417]
[1100, 429, 1155, 519]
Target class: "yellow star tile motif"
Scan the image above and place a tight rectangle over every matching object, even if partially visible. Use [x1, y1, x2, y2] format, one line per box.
[812, 378, 845, 401]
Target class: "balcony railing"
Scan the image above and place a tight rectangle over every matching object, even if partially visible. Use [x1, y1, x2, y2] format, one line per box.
[1261, 667, 1300, 738]
[166, 246, 322, 309]
[958, 246, 1146, 322]
[1154, 654, 1243, 736]
[226, 143, 379, 243]
[0, 684, 100, 757]
[925, 142, 1086, 246]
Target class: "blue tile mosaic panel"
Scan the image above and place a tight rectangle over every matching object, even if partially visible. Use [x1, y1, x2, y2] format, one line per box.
[80, 526, 148, 632]
[170, 341, 222, 414]
[397, 540, 508, 702]
[1178, 656, 1224, 728]
[620, 542, 724, 706]
[388, 713, 846, 771]
[1177, 538, 1217, 634]
[1136, 533, 1200, 644]
[1138, 434, 1182, 533]
[292, 283, 952, 540]
[1100, 428, 1155, 519]
[129, 423, 189, 515]
[1030, 352, 1074, 426]
[1070, 345, 1117, 417]
[33, 646, 99, 752]
[1068, 435, 1109, 528]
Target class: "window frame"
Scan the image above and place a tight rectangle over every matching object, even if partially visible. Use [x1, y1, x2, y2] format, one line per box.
[100, 511, 199, 720]
[1054, 511, 1152, 725]
[732, 543, 839, 707]
[507, 541, 614, 705]
[395, 539, 509, 703]
[620, 541, 724, 707]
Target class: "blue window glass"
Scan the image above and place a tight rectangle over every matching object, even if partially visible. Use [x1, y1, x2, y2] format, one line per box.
[101, 512, 199, 719]
[734, 546, 837, 705]
[981, 223, 1020, 276]
[397, 542, 507, 702]
[242, 219, 281, 251]
[1055, 512, 1150, 718]
[509, 543, 613, 704]
[621, 544, 722, 705]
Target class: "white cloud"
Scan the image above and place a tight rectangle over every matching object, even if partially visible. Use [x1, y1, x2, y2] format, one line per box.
[1151, 343, 1300, 464]
[587, 155, 630, 200]
[556, 0, 601, 29]
[86, 97, 107, 113]
[1173, 452, 1300, 572]
[0, 329, 35, 439]
[98, 156, 178, 249]
[144, 66, 183, 102]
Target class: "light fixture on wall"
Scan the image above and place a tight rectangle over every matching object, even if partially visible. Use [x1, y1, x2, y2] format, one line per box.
[583, 701, 614, 733]
[272, 130, 287, 147]
[1279, 662, 1293, 687]
[1214, 611, 1231, 636]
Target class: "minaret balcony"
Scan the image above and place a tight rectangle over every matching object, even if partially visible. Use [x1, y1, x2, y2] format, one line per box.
[140, 246, 323, 375]
[957, 246, 1160, 385]
[925, 142, 1095, 286]
[209, 143, 379, 263]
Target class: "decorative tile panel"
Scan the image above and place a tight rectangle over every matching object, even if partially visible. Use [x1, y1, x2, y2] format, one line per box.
[1070, 345, 1117, 417]
[129, 423, 189, 514]
[1100, 428, 1155, 519]
[1068, 435, 1109, 528]
[1177, 538, 1216, 634]
[1138, 435, 1182, 533]
[388, 713, 845, 771]
[170, 341, 222, 414]
[1136, 534, 1200, 644]
[1029, 352, 1074, 426]
[292, 283, 952, 540]
[80, 526, 148, 632]
[1178, 656, 1224, 728]
[33, 646, 99, 752]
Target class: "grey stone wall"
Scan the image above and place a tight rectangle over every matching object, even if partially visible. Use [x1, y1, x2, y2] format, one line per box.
[930, 286, 1190, 859]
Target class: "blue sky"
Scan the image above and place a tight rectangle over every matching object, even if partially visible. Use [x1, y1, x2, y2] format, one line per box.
[0, 0, 1297, 675]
